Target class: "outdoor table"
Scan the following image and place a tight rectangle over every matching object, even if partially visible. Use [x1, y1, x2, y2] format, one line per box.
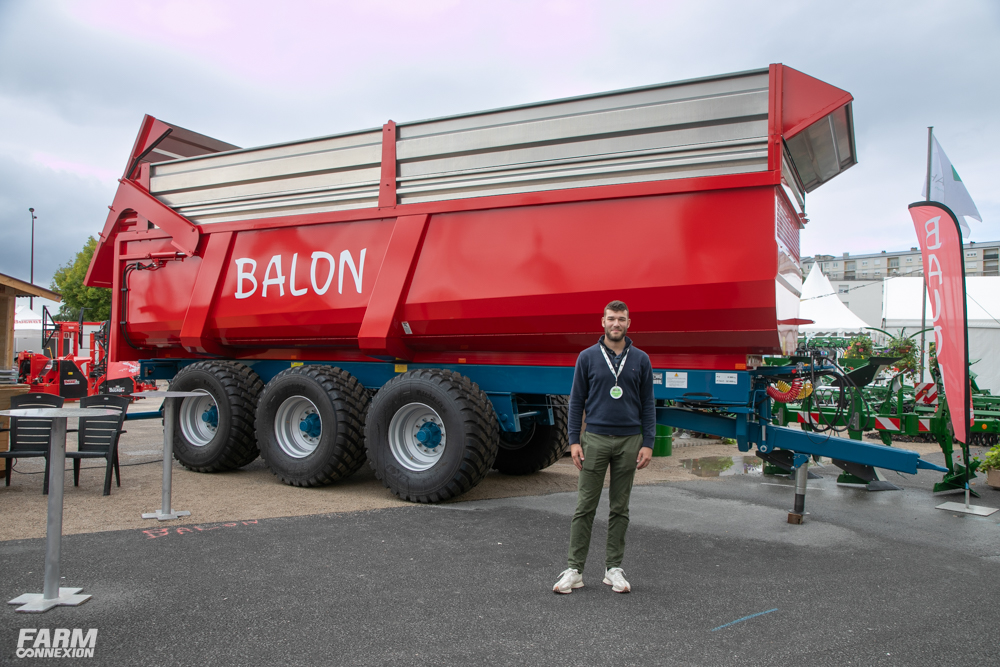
[4, 407, 121, 613]
[133, 390, 206, 521]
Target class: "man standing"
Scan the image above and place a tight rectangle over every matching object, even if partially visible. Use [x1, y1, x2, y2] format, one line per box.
[553, 300, 655, 594]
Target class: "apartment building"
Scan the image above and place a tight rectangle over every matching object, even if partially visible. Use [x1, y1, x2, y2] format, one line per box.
[803, 240, 1000, 281]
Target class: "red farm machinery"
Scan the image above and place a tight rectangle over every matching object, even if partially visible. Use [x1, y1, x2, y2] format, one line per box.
[84, 64, 945, 504]
[16, 307, 153, 400]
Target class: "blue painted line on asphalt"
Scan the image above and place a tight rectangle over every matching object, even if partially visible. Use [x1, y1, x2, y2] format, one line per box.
[710, 608, 778, 632]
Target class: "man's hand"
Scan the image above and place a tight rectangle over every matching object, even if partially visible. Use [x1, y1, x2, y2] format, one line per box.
[570, 443, 584, 470]
[636, 447, 652, 470]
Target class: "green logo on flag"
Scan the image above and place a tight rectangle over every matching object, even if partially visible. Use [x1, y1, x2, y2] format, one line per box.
[952, 165, 963, 182]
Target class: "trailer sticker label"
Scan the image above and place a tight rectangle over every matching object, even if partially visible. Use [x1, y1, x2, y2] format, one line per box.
[652, 372, 663, 386]
[665, 372, 687, 389]
[715, 373, 738, 385]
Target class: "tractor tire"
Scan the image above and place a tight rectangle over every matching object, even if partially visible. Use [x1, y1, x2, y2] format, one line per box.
[493, 395, 569, 475]
[256, 365, 370, 487]
[365, 369, 499, 503]
[170, 361, 263, 472]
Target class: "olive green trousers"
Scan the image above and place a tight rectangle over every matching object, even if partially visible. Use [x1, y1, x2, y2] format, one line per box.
[566, 431, 643, 572]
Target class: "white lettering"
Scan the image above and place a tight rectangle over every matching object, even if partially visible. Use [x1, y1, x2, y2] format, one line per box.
[927, 253, 943, 286]
[17, 629, 36, 648]
[71, 628, 98, 648]
[310, 252, 336, 295]
[289, 253, 308, 297]
[53, 628, 70, 648]
[235, 258, 258, 299]
[339, 248, 366, 295]
[234, 249, 366, 299]
[262, 255, 286, 297]
[925, 216, 942, 250]
[34, 628, 51, 648]
[17, 629, 97, 656]
[934, 325, 943, 350]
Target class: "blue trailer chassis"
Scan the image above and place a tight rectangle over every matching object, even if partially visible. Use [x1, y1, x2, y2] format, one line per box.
[136, 358, 946, 478]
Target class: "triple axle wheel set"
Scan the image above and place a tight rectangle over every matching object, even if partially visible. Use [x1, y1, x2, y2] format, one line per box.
[165, 361, 568, 503]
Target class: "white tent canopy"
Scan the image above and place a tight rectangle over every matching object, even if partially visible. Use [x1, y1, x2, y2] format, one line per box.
[799, 265, 874, 335]
[14, 304, 43, 356]
[14, 304, 42, 330]
[882, 277, 1000, 324]
[883, 276, 1000, 392]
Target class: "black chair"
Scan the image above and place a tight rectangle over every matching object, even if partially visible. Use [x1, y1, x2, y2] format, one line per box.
[66, 394, 130, 496]
[0, 393, 65, 494]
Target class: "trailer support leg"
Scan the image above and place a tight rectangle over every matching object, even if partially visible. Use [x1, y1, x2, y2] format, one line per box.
[788, 453, 809, 525]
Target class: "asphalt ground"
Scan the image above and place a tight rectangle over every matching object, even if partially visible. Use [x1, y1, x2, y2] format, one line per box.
[1, 448, 999, 666]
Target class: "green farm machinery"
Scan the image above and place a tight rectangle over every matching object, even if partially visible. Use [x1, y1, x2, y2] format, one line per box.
[770, 347, 996, 494]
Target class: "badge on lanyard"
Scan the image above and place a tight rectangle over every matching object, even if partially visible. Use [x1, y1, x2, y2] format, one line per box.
[602, 346, 629, 400]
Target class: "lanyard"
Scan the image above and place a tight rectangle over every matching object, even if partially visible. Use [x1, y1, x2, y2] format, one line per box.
[601, 345, 629, 387]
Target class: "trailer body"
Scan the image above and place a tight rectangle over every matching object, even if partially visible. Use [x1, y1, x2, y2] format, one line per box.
[83, 64, 945, 504]
[88, 65, 859, 370]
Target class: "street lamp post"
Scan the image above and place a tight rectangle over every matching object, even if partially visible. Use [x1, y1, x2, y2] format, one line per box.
[28, 208, 36, 309]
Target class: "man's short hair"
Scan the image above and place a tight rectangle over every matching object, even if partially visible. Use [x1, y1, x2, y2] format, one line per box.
[604, 300, 628, 315]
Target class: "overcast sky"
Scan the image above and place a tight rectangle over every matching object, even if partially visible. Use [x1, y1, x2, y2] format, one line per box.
[1, 0, 998, 297]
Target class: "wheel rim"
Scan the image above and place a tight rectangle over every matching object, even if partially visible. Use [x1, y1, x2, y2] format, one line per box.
[178, 392, 218, 447]
[274, 395, 322, 459]
[387, 402, 447, 472]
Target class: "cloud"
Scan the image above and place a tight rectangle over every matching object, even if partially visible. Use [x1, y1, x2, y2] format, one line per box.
[0, 153, 112, 289]
[0, 0, 998, 292]
[30, 152, 119, 185]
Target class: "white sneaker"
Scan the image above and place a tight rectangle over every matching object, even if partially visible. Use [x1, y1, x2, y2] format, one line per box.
[552, 568, 584, 594]
[603, 567, 631, 593]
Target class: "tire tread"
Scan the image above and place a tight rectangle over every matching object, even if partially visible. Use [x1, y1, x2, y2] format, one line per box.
[171, 360, 263, 472]
[493, 395, 568, 475]
[256, 365, 370, 487]
[367, 368, 498, 503]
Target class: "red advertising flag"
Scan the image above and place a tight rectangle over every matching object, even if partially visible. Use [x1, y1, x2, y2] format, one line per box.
[908, 202, 971, 445]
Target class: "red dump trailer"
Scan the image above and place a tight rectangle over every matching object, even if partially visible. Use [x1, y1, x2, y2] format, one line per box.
[85, 64, 945, 503]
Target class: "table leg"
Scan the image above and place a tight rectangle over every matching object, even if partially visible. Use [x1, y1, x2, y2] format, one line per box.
[162, 399, 173, 515]
[8, 418, 91, 612]
[43, 417, 66, 600]
[142, 398, 191, 521]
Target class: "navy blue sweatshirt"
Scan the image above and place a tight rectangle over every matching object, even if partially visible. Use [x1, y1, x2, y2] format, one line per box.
[567, 336, 656, 450]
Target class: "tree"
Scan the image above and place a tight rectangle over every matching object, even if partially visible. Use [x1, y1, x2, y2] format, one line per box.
[50, 236, 111, 321]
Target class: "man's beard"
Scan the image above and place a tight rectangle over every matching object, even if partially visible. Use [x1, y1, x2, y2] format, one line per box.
[605, 327, 626, 341]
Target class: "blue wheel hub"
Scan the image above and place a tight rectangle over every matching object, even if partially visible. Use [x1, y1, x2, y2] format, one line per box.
[201, 405, 219, 429]
[415, 422, 443, 449]
[299, 412, 322, 439]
